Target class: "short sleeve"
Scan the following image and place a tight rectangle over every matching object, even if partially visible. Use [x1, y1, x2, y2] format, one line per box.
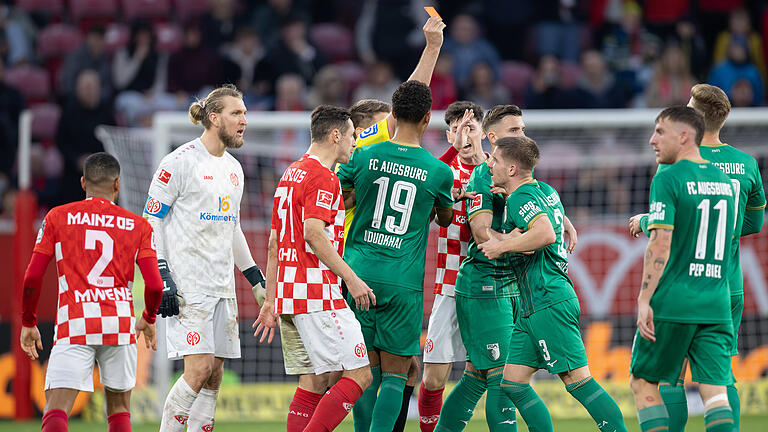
[507, 189, 545, 230]
[145, 157, 183, 219]
[647, 172, 676, 230]
[337, 148, 357, 189]
[33, 210, 57, 256]
[465, 169, 493, 220]
[434, 163, 455, 209]
[746, 159, 766, 211]
[136, 218, 158, 261]
[303, 172, 340, 225]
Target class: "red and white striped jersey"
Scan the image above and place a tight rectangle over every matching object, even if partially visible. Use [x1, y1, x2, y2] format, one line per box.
[272, 154, 347, 314]
[434, 156, 476, 296]
[34, 197, 156, 345]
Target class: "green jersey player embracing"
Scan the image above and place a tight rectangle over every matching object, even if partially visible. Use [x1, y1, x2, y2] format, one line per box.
[630, 107, 737, 432]
[479, 136, 627, 432]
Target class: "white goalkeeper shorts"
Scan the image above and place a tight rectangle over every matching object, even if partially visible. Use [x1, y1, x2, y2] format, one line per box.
[279, 314, 315, 375]
[166, 291, 241, 360]
[423, 293, 466, 363]
[292, 308, 369, 375]
[45, 343, 137, 392]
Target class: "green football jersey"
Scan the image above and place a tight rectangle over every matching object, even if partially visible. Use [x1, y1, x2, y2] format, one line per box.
[502, 180, 576, 317]
[456, 162, 518, 298]
[700, 144, 766, 295]
[647, 160, 736, 324]
[337, 140, 454, 291]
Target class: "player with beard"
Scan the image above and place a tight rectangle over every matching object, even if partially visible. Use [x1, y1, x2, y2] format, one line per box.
[144, 85, 267, 432]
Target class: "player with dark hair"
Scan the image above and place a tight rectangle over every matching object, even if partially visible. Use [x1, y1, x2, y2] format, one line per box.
[20, 152, 163, 432]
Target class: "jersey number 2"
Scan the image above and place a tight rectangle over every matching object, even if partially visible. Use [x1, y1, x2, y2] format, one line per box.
[85, 229, 114, 287]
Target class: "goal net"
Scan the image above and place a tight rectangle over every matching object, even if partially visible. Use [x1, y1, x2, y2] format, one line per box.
[92, 108, 768, 422]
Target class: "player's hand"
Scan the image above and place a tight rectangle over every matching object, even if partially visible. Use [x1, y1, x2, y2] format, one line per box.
[20, 325, 43, 360]
[565, 222, 578, 254]
[253, 301, 278, 344]
[346, 276, 376, 311]
[423, 16, 446, 48]
[252, 281, 266, 306]
[135, 316, 157, 351]
[479, 229, 506, 260]
[636, 301, 656, 342]
[452, 109, 474, 151]
[629, 213, 647, 238]
[157, 259, 180, 318]
[509, 228, 534, 255]
[451, 187, 476, 202]
[490, 185, 507, 195]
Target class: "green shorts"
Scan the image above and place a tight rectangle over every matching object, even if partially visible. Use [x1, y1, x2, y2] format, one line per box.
[456, 295, 517, 370]
[347, 281, 423, 356]
[506, 298, 587, 374]
[730, 294, 743, 356]
[630, 320, 733, 385]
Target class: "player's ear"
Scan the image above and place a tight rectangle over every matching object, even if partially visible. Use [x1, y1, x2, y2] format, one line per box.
[423, 111, 431, 126]
[80, 176, 86, 192]
[114, 177, 121, 193]
[445, 128, 452, 142]
[355, 126, 364, 137]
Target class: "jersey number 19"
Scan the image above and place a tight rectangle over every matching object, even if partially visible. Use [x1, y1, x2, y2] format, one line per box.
[371, 177, 416, 235]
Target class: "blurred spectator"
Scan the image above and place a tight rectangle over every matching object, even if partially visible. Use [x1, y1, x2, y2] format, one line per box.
[59, 25, 111, 101]
[443, 13, 500, 86]
[461, 61, 509, 110]
[730, 79, 756, 107]
[698, 0, 744, 54]
[642, 0, 690, 41]
[481, 0, 533, 60]
[713, 9, 766, 83]
[577, 50, 632, 108]
[601, 1, 660, 93]
[534, 0, 587, 63]
[250, 0, 309, 47]
[430, 53, 457, 110]
[708, 39, 764, 107]
[673, 18, 708, 81]
[525, 55, 582, 109]
[167, 23, 222, 97]
[200, 0, 247, 48]
[645, 43, 695, 108]
[352, 61, 399, 104]
[273, 73, 307, 111]
[263, 16, 326, 87]
[0, 61, 25, 177]
[56, 70, 116, 205]
[221, 27, 272, 97]
[307, 65, 348, 107]
[355, 0, 422, 79]
[0, 4, 35, 65]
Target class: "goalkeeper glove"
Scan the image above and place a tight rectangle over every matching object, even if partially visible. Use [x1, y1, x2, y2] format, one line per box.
[157, 259, 180, 318]
[243, 265, 266, 305]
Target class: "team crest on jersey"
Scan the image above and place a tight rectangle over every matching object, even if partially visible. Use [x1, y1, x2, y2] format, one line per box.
[145, 198, 163, 215]
[36, 220, 46, 244]
[359, 123, 378, 139]
[316, 190, 334, 210]
[469, 195, 482, 212]
[174, 415, 188, 425]
[158, 169, 172, 185]
[487, 343, 500, 360]
[424, 338, 434, 353]
[354, 343, 367, 358]
[186, 331, 200, 346]
[230, 172, 239, 186]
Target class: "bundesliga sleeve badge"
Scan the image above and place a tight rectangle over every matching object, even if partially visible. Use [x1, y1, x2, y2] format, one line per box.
[469, 195, 483, 212]
[316, 190, 334, 210]
[158, 169, 172, 185]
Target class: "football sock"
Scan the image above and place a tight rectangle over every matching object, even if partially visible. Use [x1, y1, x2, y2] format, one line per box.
[187, 387, 218, 432]
[107, 412, 131, 432]
[393, 384, 414, 432]
[434, 370, 486, 432]
[501, 379, 553, 432]
[659, 380, 687, 432]
[704, 405, 734, 432]
[369, 372, 407, 432]
[486, 368, 516, 431]
[305, 377, 363, 432]
[160, 376, 198, 432]
[637, 405, 669, 432]
[353, 364, 380, 432]
[418, 382, 445, 432]
[727, 383, 740, 431]
[566, 377, 627, 432]
[42, 409, 68, 432]
[287, 387, 322, 432]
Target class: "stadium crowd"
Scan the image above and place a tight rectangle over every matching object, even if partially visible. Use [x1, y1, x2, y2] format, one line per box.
[1, 0, 768, 214]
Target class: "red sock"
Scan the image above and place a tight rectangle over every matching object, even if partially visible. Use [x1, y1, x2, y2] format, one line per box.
[304, 377, 363, 432]
[107, 412, 131, 432]
[42, 409, 68, 432]
[287, 387, 323, 432]
[418, 383, 444, 432]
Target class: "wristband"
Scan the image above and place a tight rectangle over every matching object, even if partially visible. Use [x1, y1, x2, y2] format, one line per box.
[243, 265, 265, 286]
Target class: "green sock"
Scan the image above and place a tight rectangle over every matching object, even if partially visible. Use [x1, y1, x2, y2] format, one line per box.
[704, 405, 734, 432]
[486, 368, 517, 431]
[637, 405, 669, 432]
[435, 370, 487, 432]
[369, 372, 407, 432]
[659, 380, 687, 432]
[353, 365, 380, 432]
[727, 383, 740, 432]
[566, 377, 627, 432]
[501, 379, 552, 432]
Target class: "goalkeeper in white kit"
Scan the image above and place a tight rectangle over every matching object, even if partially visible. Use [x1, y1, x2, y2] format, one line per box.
[143, 84, 266, 431]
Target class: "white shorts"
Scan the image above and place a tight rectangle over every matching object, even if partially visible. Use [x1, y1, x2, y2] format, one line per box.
[293, 308, 369, 375]
[279, 314, 315, 375]
[166, 291, 241, 360]
[45, 343, 137, 392]
[423, 294, 466, 363]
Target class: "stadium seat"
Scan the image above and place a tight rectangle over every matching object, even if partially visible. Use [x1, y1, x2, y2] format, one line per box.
[104, 23, 130, 54]
[559, 61, 582, 89]
[500, 60, 534, 106]
[155, 22, 183, 54]
[37, 23, 83, 60]
[69, 0, 118, 29]
[309, 23, 354, 63]
[173, 0, 210, 23]
[334, 61, 367, 93]
[122, 0, 172, 23]
[30, 103, 62, 144]
[15, 0, 64, 19]
[4, 65, 50, 104]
